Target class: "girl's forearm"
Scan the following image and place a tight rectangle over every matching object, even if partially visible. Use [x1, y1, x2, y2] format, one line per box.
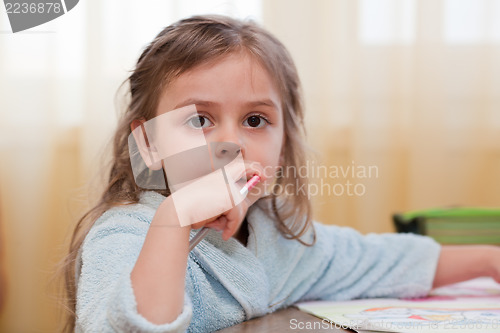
[432, 245, 499, 288]
[131, 197, 190, 324]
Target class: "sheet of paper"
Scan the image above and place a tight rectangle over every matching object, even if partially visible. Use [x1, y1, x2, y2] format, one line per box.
[295, 278, 500, 333]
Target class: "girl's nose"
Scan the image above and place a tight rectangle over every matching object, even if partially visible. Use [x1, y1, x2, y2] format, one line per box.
[214, 141, 241, 159]
[210, 141, 243, 170]
[209, 124, 245, 158]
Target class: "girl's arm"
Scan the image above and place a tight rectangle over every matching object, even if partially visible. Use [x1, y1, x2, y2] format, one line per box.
[432, 245, 500, 288]
[130, 197, 253, 325]
[131, 196, 190, 325]
[130, 164, 264, 325]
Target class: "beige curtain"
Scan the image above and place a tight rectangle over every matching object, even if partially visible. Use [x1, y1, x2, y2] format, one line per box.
[263, 0, 500, 234]
[1, 0, 499, 331]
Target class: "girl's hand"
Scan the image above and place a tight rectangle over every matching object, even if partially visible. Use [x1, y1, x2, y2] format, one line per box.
[190, 161, 267, 240]
[433, 245, 500, 288]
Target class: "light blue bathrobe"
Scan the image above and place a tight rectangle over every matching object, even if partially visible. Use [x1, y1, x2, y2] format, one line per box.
[75, 191, 441, 332]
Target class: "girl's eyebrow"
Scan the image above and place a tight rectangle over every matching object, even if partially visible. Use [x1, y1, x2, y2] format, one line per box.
[174, 98, 279, 111]
[174, 99, 216, 109]
[243, 99, 279, 110]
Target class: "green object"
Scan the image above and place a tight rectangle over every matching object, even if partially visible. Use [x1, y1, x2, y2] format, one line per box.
[393, 207, 500, 245]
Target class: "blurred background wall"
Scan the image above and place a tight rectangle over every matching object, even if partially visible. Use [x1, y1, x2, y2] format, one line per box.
[0, 0, 499, 331]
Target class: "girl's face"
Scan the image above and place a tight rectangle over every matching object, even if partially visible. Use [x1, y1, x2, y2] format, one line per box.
[156, 52, 285, 185]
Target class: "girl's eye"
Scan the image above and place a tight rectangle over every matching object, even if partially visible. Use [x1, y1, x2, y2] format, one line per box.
[244, 115, 268, 128]
[187, 115, 213, 129]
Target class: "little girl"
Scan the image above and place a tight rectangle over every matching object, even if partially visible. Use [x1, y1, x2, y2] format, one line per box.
[63, 15, 500, 333]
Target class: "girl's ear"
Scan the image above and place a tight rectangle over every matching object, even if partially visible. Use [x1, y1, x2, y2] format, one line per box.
[130, 119, 163, 170]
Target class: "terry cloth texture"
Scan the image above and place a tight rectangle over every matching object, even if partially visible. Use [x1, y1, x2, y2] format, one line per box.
[75, 191, 441, 332]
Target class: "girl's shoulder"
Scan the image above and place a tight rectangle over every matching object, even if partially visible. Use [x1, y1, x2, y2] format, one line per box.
[88, 191, 165, 238]
[76, 191, 165, 283]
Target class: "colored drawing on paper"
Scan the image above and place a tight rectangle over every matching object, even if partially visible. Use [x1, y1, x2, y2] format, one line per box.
[344, 305, 500, 331]
[295, 278, 500, 333]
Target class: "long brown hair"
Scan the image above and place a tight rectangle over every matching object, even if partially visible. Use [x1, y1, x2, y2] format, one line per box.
[60, 15, 314, 332]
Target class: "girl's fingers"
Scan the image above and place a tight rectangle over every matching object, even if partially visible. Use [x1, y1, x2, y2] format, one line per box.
[222, 215, 240, 240]
[191, 214, 224, 230]
[226, 199, 254, 241]
[189, 160, 267, 238]
[199, 201, 247, 241]
[221, 209, 241, 240]
[204, 216, 227, 231]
